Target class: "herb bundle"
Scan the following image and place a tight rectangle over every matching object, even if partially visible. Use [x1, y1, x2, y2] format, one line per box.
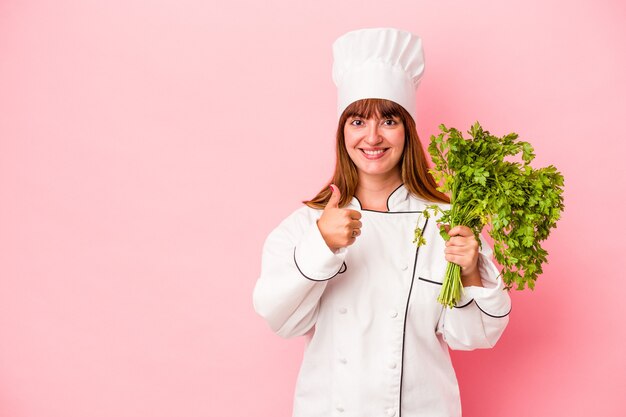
[413, 122, 564, 308]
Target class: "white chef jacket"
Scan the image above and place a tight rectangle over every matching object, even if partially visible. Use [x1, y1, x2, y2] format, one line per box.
[253, 184, 511, 417]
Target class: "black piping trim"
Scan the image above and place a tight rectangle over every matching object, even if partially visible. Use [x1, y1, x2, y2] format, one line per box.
[351, 184, 420, 213]
[361, 209, 425, 214]
[292, 246, 346, 282]
[417, 283, 504, 311]
[398, 218, 429, 417]
[454, 298, 474, 309]
[417, 277, 443, 286]
[475, 301, 512, 318]
[386, 183, 405, 211]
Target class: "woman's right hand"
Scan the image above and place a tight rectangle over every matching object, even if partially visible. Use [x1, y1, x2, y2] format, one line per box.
[317, 184, 362, 252]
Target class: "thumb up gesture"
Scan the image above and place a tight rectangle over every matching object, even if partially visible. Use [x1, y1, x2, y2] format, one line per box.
[317, 184, 362, 252]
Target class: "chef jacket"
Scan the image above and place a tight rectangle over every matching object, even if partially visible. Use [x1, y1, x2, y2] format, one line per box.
[253, 184, 511, 417]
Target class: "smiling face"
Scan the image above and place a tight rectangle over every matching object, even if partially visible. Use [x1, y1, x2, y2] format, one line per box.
[343, 112, 405, 179]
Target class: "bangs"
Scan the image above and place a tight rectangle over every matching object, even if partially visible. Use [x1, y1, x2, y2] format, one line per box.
[343, 98, 404, 120]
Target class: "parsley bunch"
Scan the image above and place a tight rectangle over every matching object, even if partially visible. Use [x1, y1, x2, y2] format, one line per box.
[414, 121, 564, 308]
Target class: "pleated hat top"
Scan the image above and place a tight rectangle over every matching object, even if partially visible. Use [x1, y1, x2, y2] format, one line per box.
[332, 27, 425, 120]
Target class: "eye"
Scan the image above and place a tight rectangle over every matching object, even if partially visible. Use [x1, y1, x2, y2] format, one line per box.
[350, 119, 364, 126]
[383, 119, 397, 126]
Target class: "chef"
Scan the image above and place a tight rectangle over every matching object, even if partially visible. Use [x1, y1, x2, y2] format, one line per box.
[253, 27, 512, 417]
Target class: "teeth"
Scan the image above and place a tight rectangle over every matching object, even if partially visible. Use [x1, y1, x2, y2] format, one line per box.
[362, 149, 385, 155]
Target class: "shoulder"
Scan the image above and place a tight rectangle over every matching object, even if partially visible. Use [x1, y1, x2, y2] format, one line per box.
[284, 204, 323, 224]
[267, 204, 323, 241]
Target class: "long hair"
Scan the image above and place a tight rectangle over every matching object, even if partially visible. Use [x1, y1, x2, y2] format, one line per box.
[303, 98, 449, 209]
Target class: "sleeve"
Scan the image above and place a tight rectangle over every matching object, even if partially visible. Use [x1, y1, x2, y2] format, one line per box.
[436, 234, 512, 350]
[252, 208, 348, 339]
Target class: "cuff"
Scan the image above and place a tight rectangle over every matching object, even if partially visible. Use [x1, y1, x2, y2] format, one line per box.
[455, 252, 511, 317]
[293, 220, 347, 281]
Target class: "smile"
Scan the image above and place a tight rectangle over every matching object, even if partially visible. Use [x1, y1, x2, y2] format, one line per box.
[359, 148, 389, 160]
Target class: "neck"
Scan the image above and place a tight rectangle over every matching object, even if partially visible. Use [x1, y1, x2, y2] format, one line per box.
[355, 171, 403, 211]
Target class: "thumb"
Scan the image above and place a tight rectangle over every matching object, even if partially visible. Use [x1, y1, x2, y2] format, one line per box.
[437, 223, 451, 241]
[326, 184, 341, 209]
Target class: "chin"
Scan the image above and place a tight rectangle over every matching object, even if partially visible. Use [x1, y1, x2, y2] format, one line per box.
[357, 166, 396, 176]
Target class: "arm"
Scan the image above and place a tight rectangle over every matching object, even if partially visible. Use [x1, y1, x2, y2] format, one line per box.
[436, 234, 512, 350]
[253, 208, 347, 338]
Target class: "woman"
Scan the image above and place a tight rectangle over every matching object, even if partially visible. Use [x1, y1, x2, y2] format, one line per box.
[253, 28, 511, 417]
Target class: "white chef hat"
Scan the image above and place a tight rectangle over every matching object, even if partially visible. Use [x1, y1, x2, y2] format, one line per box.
[332, 27, 425, 120]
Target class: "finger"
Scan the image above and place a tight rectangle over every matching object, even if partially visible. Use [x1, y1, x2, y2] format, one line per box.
[349, 219, 362, 229]
[444, 253, 470, 268]
[447, 225, 473, 237]
[445, 251, 475, 266]
[347, 209, 362, 220]
[444, 244, 462, 254]
[326, 184, 341, 209]
[444, 245, 472, 256]
[446, 235, 476, 247]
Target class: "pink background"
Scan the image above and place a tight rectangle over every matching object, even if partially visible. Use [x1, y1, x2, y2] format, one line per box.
[1, 1, 625, 416]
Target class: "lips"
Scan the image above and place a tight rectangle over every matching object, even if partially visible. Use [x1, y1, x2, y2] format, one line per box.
[359, 148, 389, 160]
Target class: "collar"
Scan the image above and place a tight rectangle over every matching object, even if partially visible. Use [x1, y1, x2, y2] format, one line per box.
[347, 183, 411, 213]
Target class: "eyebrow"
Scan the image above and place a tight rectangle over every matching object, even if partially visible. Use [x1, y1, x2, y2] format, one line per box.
[348, 113, 399, 120]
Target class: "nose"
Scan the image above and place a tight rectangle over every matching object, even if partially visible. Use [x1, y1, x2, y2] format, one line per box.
[364, 124, 383, 145]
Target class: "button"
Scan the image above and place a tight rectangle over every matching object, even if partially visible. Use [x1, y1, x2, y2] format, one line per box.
[401, 265, 408, 271]
[389, 310, 398, 318]
[335, 405, 344, 412]
[386, 408, 396, 416]
[338, 307, 347, 314]
[388, 362, 397, 369]
[339, 357, 347, 364]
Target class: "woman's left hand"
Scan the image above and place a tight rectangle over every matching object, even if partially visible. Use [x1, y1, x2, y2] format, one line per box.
[440, 224, 483, 287]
